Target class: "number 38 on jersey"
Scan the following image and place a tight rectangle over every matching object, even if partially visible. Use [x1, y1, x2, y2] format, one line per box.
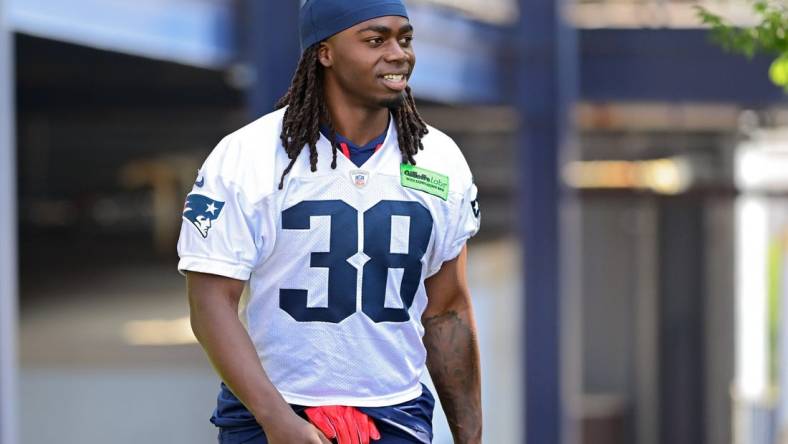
[279, 199, 432, 324]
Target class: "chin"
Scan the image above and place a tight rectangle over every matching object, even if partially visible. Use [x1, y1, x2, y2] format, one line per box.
[379, 92, 406, 110]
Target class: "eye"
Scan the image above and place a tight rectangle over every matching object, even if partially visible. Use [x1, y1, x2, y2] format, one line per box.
[367, 37, 384, 47]
[399, 36, 413, 47]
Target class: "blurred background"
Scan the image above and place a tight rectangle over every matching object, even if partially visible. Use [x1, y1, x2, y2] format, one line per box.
[1, 0, 787, 443]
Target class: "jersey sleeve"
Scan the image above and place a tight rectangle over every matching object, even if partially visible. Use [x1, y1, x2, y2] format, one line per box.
[441, 180, 481, 263]
[177, 136, 264, 281]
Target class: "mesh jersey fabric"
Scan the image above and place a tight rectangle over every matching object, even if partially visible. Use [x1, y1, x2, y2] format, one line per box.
[177, 107, 480, 406]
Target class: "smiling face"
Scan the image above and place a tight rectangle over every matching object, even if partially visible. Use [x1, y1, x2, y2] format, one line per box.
[192, 215, 212, 238]
[319, 15, 415, 109]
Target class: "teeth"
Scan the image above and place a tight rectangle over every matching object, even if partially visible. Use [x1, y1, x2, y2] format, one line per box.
[383, 74, 404, 81]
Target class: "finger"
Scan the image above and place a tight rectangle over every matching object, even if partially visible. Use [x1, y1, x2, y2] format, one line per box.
[312, 423, 335, 444]
[307, 408, 337, 439]
[368, 417, 381, 441]
[305, 407, 322, 425]
[319, 410, 339, 439]
[334, 409, 353, 444]
[343, 407, 361, 444]
[353, 409, 369, 444]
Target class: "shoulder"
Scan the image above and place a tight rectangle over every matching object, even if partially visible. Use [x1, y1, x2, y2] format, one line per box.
[413, 124, 474, 194]
[227, 107, 286, 149]
[202, 108, 287, 201]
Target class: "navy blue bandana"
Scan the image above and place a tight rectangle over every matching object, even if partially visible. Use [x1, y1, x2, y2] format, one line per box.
[300, 0, 409, 50]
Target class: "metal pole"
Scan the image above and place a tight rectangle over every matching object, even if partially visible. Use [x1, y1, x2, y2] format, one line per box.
[517, 0, 578, 442]
[0, 0, 18, 442]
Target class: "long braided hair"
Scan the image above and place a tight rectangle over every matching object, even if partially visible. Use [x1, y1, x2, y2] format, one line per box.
[274, 44, 429, 189]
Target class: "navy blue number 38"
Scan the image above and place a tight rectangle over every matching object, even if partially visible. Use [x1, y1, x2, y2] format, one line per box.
[280, 200, 432, 323]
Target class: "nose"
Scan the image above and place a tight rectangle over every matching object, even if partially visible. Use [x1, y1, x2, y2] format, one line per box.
[383, 39, 408, 64]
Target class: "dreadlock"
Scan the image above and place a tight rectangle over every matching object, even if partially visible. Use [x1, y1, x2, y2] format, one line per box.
[275, 44, 429, 189]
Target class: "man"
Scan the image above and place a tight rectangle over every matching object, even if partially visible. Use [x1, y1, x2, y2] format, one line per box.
[178, 0, 482, 442]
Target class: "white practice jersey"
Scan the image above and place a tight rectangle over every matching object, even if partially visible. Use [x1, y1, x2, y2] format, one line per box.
[177, 107, 480, 407]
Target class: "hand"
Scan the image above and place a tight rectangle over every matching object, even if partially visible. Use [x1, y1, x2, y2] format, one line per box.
[262, 410, 332, 444]
[305, 405, 381, 444]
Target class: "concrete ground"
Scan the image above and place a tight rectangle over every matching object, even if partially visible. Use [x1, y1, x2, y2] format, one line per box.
[19, 238, 522, 444]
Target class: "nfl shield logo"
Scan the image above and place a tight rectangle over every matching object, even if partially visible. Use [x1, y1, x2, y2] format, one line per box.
[350, 170, 369, 188]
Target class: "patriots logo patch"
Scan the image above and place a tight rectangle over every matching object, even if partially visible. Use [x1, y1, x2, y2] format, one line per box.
[183, 194, 225, 238]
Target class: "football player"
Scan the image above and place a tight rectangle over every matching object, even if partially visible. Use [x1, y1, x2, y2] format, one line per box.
[178, 0, 482, 442]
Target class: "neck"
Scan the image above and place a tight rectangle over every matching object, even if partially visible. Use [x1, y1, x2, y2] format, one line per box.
[324, 85, 390, 147]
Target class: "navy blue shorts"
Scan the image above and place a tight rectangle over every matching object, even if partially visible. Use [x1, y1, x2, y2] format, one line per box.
[212, 384, 435, 444]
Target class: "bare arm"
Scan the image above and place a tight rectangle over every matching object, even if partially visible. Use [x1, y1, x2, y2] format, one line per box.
[422, 245, 482, 443]
[186, 271, 329, 444]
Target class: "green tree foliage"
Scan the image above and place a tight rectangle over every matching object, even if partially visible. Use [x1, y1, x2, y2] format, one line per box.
[696, 1, 788, 91]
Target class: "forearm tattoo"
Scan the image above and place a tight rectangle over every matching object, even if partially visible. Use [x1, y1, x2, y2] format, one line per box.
[423, 310, 482, 444]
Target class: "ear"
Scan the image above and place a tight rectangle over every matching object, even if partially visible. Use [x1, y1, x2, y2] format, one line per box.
[318, 42, 333, 68]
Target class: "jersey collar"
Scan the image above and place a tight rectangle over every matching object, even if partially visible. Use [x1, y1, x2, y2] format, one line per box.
[316, 112, 398, 172]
